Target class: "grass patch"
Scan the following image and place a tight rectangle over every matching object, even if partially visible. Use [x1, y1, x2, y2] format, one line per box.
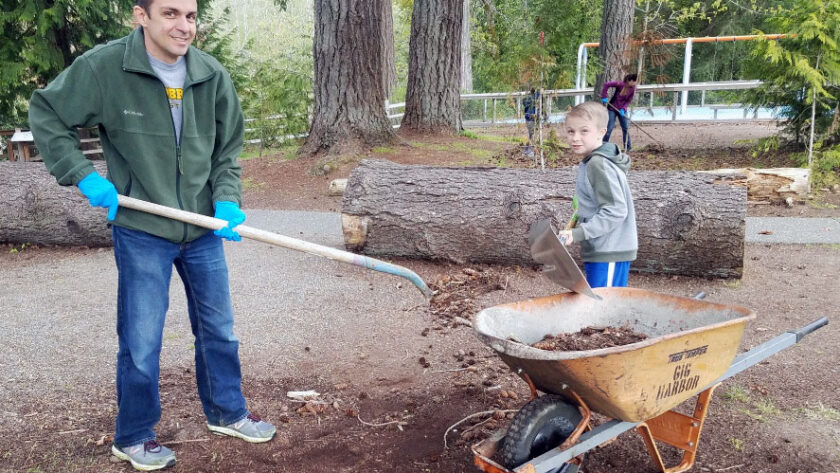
[795, 402, 840, 421]
[450, 142, 496, 160]
[8, 242, 32, 254]
[740, 399, 782, 423]
[240, 142, 301, 161]
[372, 146, 397, 154]
[728, 437, 745, 452]
[474, 133, 524, 143]
[807, 200, 839, 209]
[459, 130, 479, 139]
[722, 385, 750, 403]
[242, 177, 266, 191]
[754, 399, 782, 417]
[722, 279, 742, 289]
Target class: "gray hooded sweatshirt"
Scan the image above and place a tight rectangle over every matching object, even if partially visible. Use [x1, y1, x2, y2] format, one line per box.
[570, 143, 638, 263]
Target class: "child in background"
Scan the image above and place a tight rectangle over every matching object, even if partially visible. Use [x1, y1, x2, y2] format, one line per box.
[558, 101, 638, 288]
[601, 73, 638, 151]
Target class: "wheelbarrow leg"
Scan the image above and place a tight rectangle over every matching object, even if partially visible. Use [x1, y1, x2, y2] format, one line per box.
[635, 384, 720, 473]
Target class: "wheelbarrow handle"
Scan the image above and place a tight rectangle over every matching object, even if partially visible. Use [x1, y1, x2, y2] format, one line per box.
[117, 195, 432, 300]
[790, 317, 829, 343]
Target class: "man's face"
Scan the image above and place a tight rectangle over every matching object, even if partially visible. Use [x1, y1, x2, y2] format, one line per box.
[134, 0, 198, 64]
[565, 115, 606, 156]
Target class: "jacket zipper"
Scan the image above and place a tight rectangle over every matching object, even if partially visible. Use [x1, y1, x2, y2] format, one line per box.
[158, 81, 189, 242]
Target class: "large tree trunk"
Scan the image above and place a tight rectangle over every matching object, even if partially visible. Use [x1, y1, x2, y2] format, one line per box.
[381, 0, 396, 99]
[594, 0, 635, 97]
[341, 160, 746, 278]
[301, 0, 395, 156]
[0, 162, 112, 246]
[460, 0, 473, 93]
[400, 0, 463, 133]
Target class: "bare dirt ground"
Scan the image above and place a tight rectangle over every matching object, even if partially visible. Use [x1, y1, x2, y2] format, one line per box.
[2, 122, 839, 473]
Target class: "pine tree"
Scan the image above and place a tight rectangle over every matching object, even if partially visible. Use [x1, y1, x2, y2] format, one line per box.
[742, 0, 840, 145]
[0, 0, 133, 126]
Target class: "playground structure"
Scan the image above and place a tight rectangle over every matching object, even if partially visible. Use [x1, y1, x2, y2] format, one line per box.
[575, 34, 788, 112]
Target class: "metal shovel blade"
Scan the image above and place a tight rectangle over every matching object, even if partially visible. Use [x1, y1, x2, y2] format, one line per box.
[528, 219, 602, 300]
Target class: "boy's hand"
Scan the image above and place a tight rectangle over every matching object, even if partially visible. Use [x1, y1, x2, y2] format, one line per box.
[619, 109, 625, 116]
[557, 230, 574, 246]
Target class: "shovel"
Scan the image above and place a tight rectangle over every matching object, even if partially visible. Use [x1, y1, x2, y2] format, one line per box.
[117, 195, 432, 300]
[528, 217, 601, 300]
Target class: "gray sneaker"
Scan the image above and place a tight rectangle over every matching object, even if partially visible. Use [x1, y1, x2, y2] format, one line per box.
[111, 440, 176, 471]
[207, 413, 276, 443]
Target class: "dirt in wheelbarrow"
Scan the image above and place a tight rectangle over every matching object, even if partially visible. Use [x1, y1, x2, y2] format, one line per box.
[531, 325, 649, 351]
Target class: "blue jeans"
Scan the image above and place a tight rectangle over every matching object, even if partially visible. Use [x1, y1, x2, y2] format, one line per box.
[604, 108, 631, 150]
[584, 261, 630, 288]
[112, 226, 247, 447]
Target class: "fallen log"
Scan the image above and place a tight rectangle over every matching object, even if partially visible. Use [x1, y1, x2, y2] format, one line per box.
[341, 160, 746, 278]
[0, 161, 112, 246]
[700, 167, 809, 203]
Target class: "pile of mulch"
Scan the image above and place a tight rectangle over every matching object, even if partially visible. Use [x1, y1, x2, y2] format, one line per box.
[429, 267, 508, 321]
[532, 325, 648, 351]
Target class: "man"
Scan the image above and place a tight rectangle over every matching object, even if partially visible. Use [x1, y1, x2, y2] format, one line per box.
[522, 88, 540, 156]
[600, 73, 638, 151]
[28, 0, 275, 470]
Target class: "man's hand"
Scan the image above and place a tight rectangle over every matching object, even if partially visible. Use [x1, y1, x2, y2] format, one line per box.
[557, 230, 574, 246]
[213, 201, 245, 241]
[77, 172, 119, 221]
[601, 98, 608, 105]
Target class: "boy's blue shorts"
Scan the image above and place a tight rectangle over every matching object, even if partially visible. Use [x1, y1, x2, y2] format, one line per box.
[584, 261, 630, 288]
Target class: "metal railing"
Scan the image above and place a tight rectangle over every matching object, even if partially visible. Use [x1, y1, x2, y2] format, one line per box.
[397, 79, 773, 126]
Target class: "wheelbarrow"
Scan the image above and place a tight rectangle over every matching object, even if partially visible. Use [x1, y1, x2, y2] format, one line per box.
[470, 288, 829, 473]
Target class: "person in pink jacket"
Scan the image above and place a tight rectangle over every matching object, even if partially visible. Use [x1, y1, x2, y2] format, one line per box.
[600, 73, 638, 151]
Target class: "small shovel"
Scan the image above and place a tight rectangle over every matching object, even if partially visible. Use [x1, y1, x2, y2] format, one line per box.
[117, 195, 432, 299]
[528, 217, 601, 300]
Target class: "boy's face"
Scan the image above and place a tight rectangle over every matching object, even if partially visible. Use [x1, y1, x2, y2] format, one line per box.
[135, 0, 197, 64]
[565, 115, 606, 156]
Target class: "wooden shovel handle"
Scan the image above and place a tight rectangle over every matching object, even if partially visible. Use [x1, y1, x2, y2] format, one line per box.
[117, 195, 432, 299]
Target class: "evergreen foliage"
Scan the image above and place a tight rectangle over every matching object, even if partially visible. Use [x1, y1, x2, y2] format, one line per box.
[0, 0, 134, 127]
[471, 0, 601, 92]
[742, 0, 840, 145]
[741, 0, 840, 187]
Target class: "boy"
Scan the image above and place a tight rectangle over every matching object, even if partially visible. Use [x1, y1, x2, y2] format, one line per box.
[601, 73, 638, 151]
[558, 101, 637, 288]
[29, 0, 275, 470]
[522, 88, 539, 156]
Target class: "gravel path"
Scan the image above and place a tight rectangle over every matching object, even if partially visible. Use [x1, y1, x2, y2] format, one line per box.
[0, 210, 431, 404]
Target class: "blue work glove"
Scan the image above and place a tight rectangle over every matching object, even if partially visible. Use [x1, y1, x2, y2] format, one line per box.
[77, 172, 119, 221]
[619, 108, 625, 116]
[601, 97, 608, 105]
[213, 201, 245, 241]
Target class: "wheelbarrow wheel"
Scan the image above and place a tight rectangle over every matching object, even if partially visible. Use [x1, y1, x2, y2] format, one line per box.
[500, 394, 582, 470]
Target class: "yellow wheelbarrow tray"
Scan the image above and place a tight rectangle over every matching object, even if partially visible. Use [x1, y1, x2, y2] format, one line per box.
[474, 287, 755, 422]
[471, 287, 828, 473]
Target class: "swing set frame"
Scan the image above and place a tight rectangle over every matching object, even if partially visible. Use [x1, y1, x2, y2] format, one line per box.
[574, 34, 788, 112]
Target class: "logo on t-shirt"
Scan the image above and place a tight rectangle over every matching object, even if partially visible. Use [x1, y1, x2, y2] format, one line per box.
[165, 87, 183, 110]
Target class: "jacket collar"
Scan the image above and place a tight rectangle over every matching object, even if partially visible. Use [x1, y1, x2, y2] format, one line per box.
[122, 27, 214, 84]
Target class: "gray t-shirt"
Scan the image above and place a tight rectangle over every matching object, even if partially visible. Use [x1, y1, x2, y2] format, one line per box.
[147, 54, 186, 144]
